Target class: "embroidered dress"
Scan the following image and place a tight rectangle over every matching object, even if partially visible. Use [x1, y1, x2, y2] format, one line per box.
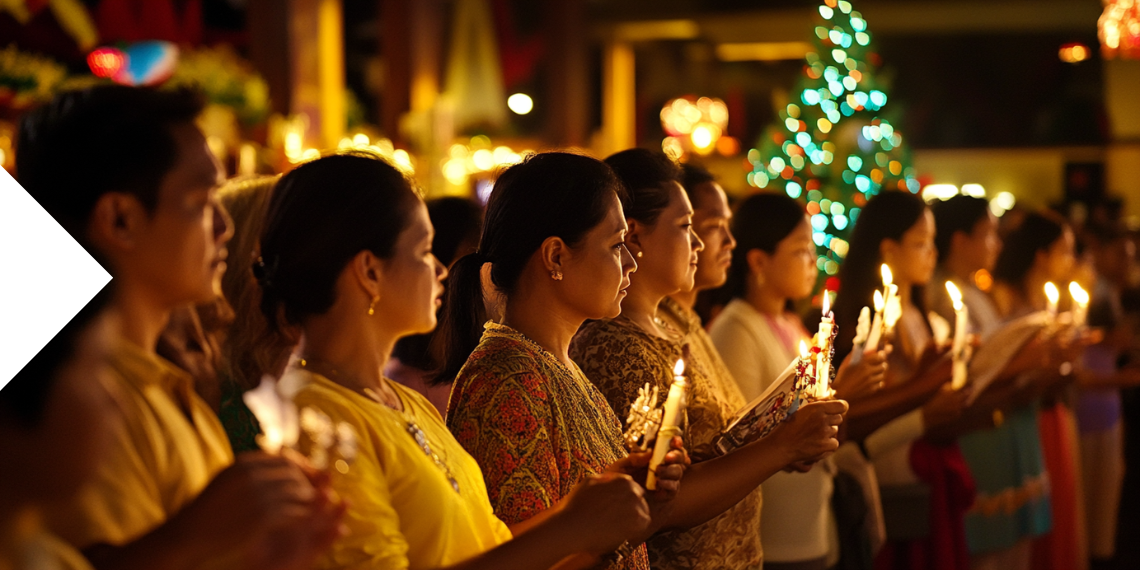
[447, 322, 649, 570]
[569, 298, 763, 570]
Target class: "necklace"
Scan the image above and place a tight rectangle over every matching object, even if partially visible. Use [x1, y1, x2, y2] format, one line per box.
[362, 388, 461, 494]
[296, 358, 461, 494]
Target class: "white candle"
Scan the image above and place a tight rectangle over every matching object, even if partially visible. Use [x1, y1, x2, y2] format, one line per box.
[883, 285, 902, 336]
[866, 290, 886, 352]
[1044, 282, 1060, 325]
[946, 281, 970, 390]
[880, 264, 902, 337]
[850, 306, 872, 364]
[1069, 281, 1089, 329]
[647, 359, 688, 490]
[817, 292, 834, 398]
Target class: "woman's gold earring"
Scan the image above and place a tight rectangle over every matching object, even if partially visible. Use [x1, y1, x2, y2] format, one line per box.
[636, 251, 643, 258]
[367, 295, 380, 316]
[551, 270, 563, 281]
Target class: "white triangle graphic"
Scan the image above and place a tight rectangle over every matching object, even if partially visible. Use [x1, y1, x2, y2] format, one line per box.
[0, 168, 111, 386]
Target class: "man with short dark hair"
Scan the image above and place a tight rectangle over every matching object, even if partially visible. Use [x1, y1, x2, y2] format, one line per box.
[18, 85, 342, 570]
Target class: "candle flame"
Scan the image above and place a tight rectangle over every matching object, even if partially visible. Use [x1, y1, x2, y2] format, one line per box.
[800, 340, 809, 357]
[881, 264, 893, 286]
[673, 358, 685, 377]
[874, 289, 884, 311]
[1069, 281, 1089, 305]
[822, 290, 831, 315]
[945, 281, 963, 311]
[1044, 282, 1060, 304]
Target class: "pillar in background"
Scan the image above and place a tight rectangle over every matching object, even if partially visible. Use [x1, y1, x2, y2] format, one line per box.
[247, 0, 291, 116]
[289, 0, 345, 149]
[546, 0, 588, 147]
[1104, 59, 1140, 220]
[380, 0, 410, 144]
[602, 40, 636, 155]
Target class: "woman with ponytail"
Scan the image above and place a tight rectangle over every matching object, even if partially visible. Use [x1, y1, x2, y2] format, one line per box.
[443, 152, 847, 570]
[258, 152, 657, 570]
[707, 192, 888, 569]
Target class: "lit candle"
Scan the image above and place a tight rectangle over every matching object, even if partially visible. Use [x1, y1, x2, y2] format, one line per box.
[946, 281, 970, 390]
[243, 375, 299, 454]
[883, 289, 902, 336]
[647, 359, 688, 490]
[1044, 282, 1060, 325]
[1069, 281, 1089, 329]
[817, 291, 834, 398]
[850, 306, 872, 364]
[880, 264, 901, 337]
[866, 290, 886, 352]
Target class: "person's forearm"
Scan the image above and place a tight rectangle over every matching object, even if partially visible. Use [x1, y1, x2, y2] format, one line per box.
[449, 510, 601, 570]
[506, 501, 562, 537]
[83, 514, 212, 570]
[656, 435, 792, 531]
[844, 379, 938, 442]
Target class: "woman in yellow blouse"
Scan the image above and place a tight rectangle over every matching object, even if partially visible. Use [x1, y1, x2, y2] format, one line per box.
[256, 152, 656, 570]
[440, 152, 849, 570]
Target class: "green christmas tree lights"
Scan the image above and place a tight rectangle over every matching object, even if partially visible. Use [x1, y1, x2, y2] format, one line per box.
[746, 0, 920, 280]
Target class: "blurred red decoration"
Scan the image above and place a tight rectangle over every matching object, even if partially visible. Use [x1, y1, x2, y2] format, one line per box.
[87, 47, 125, 78]
[1100, 0, 1140, 59]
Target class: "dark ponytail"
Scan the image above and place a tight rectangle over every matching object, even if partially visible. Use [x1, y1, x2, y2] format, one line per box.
[431, 250, 490, 384]
[433, 152, 627, 383]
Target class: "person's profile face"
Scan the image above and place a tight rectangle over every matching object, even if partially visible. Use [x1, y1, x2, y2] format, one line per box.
[630, 182, 704, 296]
[135, 123, 231, 307]
[892, 209, 937, 286]
[765, 216, 816, 301]
[377, 201, 448, 337]
[559, 192, 637, 320]
[690, 182, 736, 292]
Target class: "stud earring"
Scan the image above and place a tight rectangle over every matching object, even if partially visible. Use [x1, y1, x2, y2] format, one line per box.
[367, 295, 380, 316]
[636, 251, 643, 258]
[551, 270, 563, 281]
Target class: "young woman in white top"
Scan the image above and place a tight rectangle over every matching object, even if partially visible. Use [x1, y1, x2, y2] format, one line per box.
[709, 193, 888, 570]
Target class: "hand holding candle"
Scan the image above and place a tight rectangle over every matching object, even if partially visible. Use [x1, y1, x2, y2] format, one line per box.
[945, 281, 970, 390]
[647, 358, 689, 490]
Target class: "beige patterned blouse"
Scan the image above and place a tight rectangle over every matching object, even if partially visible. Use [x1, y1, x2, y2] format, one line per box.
[569, 297, 763, 570]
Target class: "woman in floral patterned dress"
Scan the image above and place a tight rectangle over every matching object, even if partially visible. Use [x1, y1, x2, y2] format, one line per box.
[441, 152, 848, 570]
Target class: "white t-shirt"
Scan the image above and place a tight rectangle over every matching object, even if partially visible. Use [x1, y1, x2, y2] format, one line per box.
[709, 299, 839, 563]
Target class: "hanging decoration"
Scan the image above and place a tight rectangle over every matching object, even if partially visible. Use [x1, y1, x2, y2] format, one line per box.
[746, 0, 919, 282]
[1099, 0, 1140, 60]
[660, 96, 736, 158]
[86, 40, 178, 86]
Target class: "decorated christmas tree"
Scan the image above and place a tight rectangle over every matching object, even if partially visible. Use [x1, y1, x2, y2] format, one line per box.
[746, 0, 920, 282]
